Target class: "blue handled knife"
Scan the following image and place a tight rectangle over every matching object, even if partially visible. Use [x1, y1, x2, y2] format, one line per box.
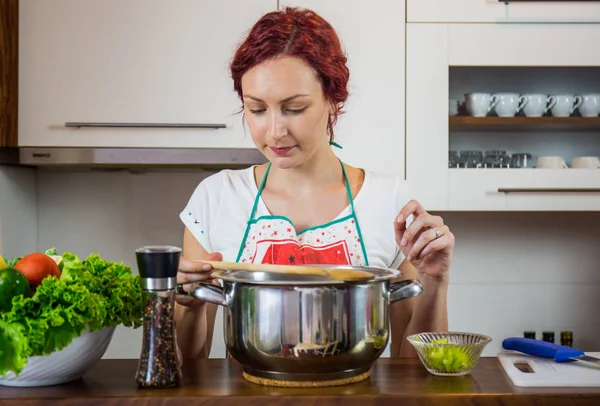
[503, 337, 600, 369]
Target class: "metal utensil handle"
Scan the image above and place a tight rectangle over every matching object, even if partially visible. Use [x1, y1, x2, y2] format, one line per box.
[389, 279, 423, 303]
[186, 283, 227, 307]
[498, 188, 600, 193]
[65, 122, 226, 129]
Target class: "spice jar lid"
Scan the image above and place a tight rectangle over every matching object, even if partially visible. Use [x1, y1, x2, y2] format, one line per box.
[135, 246, 181, 279]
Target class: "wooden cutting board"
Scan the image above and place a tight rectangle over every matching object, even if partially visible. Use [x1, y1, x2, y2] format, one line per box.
[498, 351, 600, 387]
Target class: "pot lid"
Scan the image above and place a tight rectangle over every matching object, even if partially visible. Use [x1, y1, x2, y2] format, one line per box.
[211, 264, 400, 286]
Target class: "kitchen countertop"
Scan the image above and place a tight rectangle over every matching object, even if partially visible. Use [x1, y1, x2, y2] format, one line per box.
[1, 358, 599, 405]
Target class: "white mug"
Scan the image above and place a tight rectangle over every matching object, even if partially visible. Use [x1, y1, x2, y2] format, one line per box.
[579, 94, 600, 117]
[572, 156, 600, 169]
[465, 93, 499, 117]
[449, 99, 459, 116]
[536, 156, 569, 169]
[522, 94, 554, 117]
[494, 93, 527, 117]
[549, 94, 583, 117]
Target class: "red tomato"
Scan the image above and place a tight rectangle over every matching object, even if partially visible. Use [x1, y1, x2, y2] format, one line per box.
[14, 253, 61, 286]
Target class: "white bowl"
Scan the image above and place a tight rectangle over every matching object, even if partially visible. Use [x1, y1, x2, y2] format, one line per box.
[0, 327, 116, 387]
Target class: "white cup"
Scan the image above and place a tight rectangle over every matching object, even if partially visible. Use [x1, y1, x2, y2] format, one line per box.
[572, 156, 600, 169]
[465, 93, 499, 117]
[522, 94, 554, 117]
[449, 99, 459, 116]
[549, 94, 583, 117]
[536, 156, 569, 169]
[494, 93, 527, 117]
[579, 94, 600, 117]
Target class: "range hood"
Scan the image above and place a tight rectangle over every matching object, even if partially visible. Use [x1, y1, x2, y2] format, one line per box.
[0, 147, 267, 168]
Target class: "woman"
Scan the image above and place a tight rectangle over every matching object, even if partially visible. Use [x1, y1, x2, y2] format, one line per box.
[175, 7, 454, 359]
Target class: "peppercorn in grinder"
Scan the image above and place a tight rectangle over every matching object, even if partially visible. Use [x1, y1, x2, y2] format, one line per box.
[135, 246, 182, 388]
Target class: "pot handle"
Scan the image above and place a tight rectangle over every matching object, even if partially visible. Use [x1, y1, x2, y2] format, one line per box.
[186, 283, 227, 307]
[389, 279, 423, 303]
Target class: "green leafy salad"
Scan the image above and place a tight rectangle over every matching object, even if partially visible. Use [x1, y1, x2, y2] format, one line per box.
[424, 338, 471, 372]
[0, 249, 143, 377]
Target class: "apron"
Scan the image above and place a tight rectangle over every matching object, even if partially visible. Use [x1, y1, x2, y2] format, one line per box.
[235, 161, 369, 266]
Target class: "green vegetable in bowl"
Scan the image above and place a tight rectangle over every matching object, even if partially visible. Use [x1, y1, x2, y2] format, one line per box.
[426, 338, 471, 372]
[0, 250, 143, 378]
[0, 268, 30, 312]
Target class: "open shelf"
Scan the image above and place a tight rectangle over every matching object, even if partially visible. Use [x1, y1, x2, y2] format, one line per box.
[449, 116, 600, 132]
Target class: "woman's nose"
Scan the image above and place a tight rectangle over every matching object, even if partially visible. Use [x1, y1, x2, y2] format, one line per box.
[267, 112, 287, 139]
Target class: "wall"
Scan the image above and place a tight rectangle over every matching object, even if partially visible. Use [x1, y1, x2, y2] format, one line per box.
[23, 168, 599, 359]
[0, 166, 37, 258]
[439, 211, 600, 352]
[35, 167, 226, 359]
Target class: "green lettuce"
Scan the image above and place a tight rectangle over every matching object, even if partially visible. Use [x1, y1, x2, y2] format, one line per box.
[0, 251, 143, 377]
[0, 321, 28, 376]
[5, 258, 19, 268]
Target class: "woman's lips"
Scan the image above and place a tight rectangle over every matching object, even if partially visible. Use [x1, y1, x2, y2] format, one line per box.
[270, 146, 295, 156]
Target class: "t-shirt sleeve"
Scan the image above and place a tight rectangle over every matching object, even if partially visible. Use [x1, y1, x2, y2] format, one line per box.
[388, 175, 416, 269]
[179, 174, 221, 253]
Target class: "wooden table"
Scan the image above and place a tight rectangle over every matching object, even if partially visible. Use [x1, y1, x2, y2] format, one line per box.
[1, 358, 599, 405]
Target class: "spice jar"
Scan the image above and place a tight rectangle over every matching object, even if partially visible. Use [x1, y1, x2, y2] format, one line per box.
[135, 246, 182, 388]
[561, 331, 573, 347]
[542, 331, 555, 343]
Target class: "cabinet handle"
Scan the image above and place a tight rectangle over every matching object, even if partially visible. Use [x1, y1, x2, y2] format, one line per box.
[499, 1, 600, 2]
[65, 122, 226, 129]
[498, 188, 600, 193]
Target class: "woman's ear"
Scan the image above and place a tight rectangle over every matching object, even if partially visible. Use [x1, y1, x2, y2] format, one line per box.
[328, 101, 337, 117]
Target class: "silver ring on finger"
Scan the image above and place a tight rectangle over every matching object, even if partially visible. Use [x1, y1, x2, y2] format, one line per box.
[432, 227, 441, 239]
[176, 284, 187, 295]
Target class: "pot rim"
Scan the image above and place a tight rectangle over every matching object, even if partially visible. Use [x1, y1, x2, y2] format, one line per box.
[212, 264, 400, 286]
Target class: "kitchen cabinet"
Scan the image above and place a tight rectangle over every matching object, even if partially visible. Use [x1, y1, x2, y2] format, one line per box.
[0, 0, 17, 147]
[18, 0, 276, 148]
[279, 0, 405, 175]
[408, 0, 600, 23]
[406, 23, 600, 211]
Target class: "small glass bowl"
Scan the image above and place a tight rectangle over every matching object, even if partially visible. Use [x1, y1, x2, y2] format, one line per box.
[406, 331, 492, 376]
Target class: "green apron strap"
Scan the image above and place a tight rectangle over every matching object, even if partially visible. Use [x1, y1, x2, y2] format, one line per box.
[248, 163, 271, 222]
[340, 160, 370, 266]
[340, 160, 356, 213]
[236, 164, 271, 262]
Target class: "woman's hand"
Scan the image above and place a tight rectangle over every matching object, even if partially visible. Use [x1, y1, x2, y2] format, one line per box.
[175, 252, 223, 307]
[394, 200, 454, 280]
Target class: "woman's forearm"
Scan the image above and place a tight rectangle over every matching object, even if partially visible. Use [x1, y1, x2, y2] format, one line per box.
[398, 274, 449, 357]
[175, 301, 212, 359]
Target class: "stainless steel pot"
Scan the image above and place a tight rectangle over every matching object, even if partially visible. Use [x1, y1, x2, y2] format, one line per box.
[187, 265, 422, 384]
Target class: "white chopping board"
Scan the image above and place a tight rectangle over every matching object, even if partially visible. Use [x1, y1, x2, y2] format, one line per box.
[498, 351, 600, 387]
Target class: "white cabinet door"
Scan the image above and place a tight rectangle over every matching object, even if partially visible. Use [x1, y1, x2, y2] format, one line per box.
[406, 24, 449, 210]
[19, 0, 276, 148]
[407, 23, 600, 211]
[279, 0, 405, 175]
[448, 24, 600, 66]
[448, 170, 600, 211]
[408, 0, 600, 23]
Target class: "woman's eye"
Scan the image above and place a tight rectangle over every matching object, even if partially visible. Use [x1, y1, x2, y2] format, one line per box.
[249, 109, 266, 115]
[286, 107, 307, 114]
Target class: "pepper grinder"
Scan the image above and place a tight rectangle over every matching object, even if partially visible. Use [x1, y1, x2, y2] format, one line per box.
[134, 245, 182, 388]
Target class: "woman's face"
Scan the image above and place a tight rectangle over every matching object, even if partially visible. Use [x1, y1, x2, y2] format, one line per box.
[241, 56, 333, 169]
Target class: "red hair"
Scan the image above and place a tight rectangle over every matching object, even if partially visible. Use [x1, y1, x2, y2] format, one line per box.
[230, 7, 349, 140]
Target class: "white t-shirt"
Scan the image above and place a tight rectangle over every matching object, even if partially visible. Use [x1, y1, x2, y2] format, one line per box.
[180, 166, 414, 270]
